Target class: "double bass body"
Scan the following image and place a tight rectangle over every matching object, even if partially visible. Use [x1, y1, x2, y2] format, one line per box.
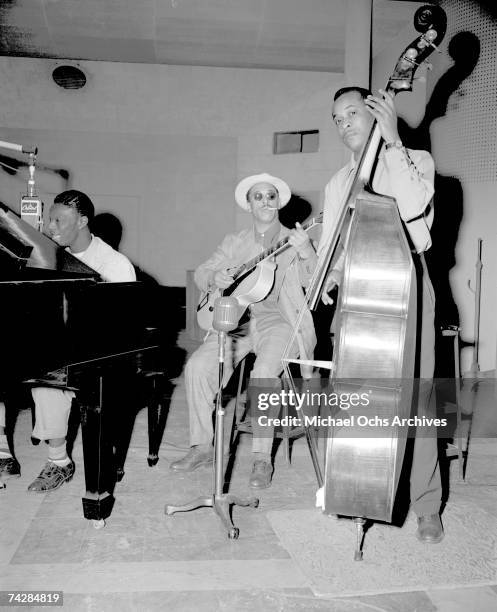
[324, 190, 417, 522]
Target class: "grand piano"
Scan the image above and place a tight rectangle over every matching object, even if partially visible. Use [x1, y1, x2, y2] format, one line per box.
[0, 201, 161, 523]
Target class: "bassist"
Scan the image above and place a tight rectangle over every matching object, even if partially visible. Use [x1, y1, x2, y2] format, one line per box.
[319, 87, 443, 544]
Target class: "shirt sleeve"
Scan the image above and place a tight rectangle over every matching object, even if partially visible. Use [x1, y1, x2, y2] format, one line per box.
[194, 233, 236, 292]
[296, 248, 318, 287]
[383, 148, 434, 222]
[101, 254, 136, 282]
[382, 148, 435, 253]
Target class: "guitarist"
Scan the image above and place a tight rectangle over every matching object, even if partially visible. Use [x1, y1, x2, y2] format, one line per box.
[319, 86, 443, 544]
[171, 173, 317, 489]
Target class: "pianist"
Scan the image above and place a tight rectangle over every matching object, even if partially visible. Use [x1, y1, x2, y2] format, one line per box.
[0, 189, 136, 491]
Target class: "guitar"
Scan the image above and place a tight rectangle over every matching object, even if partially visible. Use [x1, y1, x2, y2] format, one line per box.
[196, 213, 322, 330]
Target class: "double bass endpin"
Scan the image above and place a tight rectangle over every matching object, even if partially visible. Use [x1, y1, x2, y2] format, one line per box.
[354, 517, 366, 561]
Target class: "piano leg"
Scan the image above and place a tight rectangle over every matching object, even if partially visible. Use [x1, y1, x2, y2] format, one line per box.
[146, 371, 168, 467]
[79, 374, 116, 524]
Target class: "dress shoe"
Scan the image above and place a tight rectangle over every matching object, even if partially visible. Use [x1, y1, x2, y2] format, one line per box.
[27, 460, 75, 492]
[0, 456, 21, 479]
[416, 513, 444, 543]
[249, 460, 273, 489]
[170, 446, 213, 472]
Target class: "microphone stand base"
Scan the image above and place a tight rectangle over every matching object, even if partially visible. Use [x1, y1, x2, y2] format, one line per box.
[165, 493, 259, 539]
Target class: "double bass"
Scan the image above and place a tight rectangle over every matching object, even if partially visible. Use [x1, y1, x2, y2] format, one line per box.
[281, 5, 447, 560]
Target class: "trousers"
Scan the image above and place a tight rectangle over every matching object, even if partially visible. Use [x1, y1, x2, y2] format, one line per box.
[185, 312, 297, 455]
[409, 259, 441, 517]
[31, 388, 74, 441]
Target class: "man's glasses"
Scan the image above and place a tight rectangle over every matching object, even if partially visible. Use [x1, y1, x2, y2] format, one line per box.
[250, 191, 278, 202]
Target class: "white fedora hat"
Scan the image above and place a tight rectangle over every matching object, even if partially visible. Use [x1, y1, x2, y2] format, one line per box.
[235, 173, 291, 211]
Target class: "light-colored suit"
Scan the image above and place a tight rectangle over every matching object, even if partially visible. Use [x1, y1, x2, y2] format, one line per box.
[187, 225, 316, 453]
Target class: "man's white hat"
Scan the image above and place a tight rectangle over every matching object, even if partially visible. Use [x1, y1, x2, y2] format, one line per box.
[235, 173, 291, 211]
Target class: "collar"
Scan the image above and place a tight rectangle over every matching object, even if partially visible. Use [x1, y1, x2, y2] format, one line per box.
[254, 220, 281, 248]
[70, 234, 95, 257]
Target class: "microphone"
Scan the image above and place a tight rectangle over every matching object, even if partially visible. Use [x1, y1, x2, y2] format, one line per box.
[212, 296, 239, 365]
[0, 139, 38, 156]
[212, 296, 240, 333]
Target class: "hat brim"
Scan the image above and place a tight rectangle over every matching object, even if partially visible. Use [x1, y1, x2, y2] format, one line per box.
[235, 173, 291, 211]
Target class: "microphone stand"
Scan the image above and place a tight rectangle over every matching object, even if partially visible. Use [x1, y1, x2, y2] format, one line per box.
[165, 297, 259, 538]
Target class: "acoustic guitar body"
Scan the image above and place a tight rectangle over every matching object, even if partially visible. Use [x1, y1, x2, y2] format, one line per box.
[196, 260, 277, 330]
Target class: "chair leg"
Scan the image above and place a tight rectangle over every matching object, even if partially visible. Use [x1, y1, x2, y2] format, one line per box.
[454, 333, 464, 480]
[282, 398, 291, 465]
[229, 358, 248, 450]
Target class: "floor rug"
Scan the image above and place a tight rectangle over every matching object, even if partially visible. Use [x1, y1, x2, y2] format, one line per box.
[267, 500, 497, 597]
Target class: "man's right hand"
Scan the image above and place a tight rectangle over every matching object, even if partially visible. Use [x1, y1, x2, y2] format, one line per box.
[321, 272, 340, 305]
[213, 269, 234, 289]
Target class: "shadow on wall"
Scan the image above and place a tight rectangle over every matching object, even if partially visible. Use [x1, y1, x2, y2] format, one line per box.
[278, 194, 313, 228]
[397, 30, 480, 378]
[91, 212, 187, 378]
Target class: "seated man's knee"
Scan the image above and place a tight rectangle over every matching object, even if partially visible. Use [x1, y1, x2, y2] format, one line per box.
[250, 363, 282, 382]
[185, 349, 211, 380]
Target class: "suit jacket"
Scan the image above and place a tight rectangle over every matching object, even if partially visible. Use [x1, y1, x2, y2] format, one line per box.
[195, 226, 317, 363]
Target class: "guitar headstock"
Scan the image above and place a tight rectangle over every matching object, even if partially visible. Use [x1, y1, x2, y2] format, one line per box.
[386, 5, 447, 95]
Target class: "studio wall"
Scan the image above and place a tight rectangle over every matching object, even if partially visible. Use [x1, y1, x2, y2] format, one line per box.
[0, 57, 342, 286]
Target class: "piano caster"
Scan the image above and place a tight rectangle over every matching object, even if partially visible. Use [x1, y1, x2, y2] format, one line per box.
[147, 454, 159, 467]
[92, 519, 106, 530]
[354, 517, 366, 561]
[116, 468, 125, 482]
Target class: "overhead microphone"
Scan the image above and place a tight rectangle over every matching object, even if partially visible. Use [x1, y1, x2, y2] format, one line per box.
[0, 139, 37, 156]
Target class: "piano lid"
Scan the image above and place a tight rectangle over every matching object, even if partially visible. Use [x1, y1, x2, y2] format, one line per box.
[0, 201, 99, 279]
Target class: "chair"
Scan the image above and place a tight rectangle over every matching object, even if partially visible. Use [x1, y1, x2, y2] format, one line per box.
[230, 354, 305, 464]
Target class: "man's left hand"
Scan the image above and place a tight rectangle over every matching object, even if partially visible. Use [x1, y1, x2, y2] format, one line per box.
[364, 89, 400, 145]
[288, 222, 314, 259]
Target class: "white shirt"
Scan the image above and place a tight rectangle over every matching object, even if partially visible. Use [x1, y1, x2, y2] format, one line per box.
[319, 147, 435, 256]
[71, 235, 136, 282]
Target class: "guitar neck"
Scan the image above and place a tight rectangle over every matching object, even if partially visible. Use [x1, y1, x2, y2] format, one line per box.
[232, 214, 322, 281]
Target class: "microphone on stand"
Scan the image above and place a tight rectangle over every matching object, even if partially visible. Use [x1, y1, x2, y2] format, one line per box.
[0, 140, 43, 231]
[212, 296, 240, 364]
[0, 139, 37, 155]
[213, 296, 239, 332]
[164, 292, 259, 536]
